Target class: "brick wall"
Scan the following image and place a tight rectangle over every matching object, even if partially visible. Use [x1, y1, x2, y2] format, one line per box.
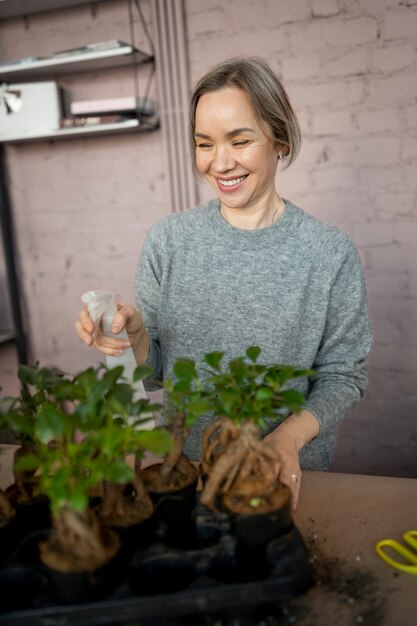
[1, 0, 416, 477]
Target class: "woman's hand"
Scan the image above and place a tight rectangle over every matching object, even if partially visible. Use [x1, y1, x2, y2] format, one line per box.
[75, 304, 150, 365]
[263, 409, 320, 511]
[263, 426, 302, 511]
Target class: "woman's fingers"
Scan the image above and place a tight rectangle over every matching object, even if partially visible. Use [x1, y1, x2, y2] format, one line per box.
[75, 307, 95, 346]
[75, 306, 131, 354]
[92, 324, 131, 356]
[277, 464, 302, 511]
[263, 428, 302, 511]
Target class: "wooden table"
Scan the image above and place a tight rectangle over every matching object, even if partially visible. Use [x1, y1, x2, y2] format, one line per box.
[292, 471, 417, 626]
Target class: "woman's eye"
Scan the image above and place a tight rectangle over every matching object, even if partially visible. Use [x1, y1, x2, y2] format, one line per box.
[197, 143, 212, 149]
[232, 140, 249, 147]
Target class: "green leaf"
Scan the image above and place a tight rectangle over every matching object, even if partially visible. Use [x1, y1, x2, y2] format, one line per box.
[246, 346, 261, 363]
[255, 387, 273, 401]
[111, 383, 134, 407]
[173, 359, 197, 381]
[14, 453, 40, 472]
[219, 389, 240, 416]
[74, 368, 97, 391]
[104, 461, 134, 484]
[54, 380, 84, 402]
[18, 364, 39, 386]
[172, 379, 192, 394]
[187, 399, 211, 415]
[133, 365, 153, 381]
[135, 429, 173, 455]
[35, 403, 65, 443]
[69, 491, 89, 512]
[204, 352, 224, 370]
[278, 389, 306, 412]
[90, 367, 125, 404]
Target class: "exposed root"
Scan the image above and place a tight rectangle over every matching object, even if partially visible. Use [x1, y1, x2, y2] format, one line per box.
[143, 454, 198, 493]
[201, 418, 240, 476]
[99, 474, 153, 527]
[201, 422, 280, 510]
[40, 507, 120, 573]
[160, 412, 188, 482]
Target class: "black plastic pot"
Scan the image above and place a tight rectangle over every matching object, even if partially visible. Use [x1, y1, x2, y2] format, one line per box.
[233, 506, 293, 578]
[128, 545, 197, 595]
[14, 495, 51, 531]
[41, 549, 124, 605]
[144, 465, 199, 549]
[219, 487, 293, 580]
[111, 511, 155, 555]
[0, 497, 51, 564]
[0, 564, 44, 613]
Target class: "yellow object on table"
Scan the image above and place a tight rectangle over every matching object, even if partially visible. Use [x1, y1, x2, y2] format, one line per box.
[376, 530, 417, 574]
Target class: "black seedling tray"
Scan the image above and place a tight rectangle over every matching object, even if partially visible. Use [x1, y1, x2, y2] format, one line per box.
[0, 503, 313, 626]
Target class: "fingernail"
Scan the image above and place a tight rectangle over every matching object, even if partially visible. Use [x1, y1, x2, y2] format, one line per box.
[112, 324, 121, 332]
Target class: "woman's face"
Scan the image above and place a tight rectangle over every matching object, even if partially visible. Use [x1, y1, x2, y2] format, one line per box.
[194, 86, 280, 213]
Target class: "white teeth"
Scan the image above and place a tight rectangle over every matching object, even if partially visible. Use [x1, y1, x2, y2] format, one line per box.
[219, 176, 246, 186]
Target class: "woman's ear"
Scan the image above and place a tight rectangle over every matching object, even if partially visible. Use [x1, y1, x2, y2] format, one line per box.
[275, 142, 284, 159]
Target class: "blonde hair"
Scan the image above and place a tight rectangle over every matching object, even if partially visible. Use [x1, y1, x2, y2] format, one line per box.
[189, 56, 301, 174]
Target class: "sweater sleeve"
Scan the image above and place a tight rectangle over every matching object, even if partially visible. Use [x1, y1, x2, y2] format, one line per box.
[134, 226, 164, 389]
[303, 240, 373, 433]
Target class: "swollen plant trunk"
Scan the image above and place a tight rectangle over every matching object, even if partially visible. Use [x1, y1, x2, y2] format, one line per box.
[201, 422, 279, 511]
[160, 411, 188, 483]
[40, 507, 120, 573]
[99, 479, 153, 528]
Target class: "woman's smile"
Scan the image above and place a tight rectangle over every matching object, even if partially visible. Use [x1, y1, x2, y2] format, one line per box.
[215, 174, 248, 192]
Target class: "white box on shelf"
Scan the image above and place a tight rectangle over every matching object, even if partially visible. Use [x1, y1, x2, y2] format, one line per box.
[0, 81, 63, 139]
[70, 96, 153, 116]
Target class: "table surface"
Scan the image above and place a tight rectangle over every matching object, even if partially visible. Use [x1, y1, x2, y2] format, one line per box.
[1, 445, 416, 625]
[292, 470, 417, 626]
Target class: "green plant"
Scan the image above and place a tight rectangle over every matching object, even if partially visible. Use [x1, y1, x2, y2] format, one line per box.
[203, 346, 311, 427]
[13, 363, 172, 572]
[199, 346, 313, 509]
[0, 364, 69, 503]
[157, 358, 211, 483]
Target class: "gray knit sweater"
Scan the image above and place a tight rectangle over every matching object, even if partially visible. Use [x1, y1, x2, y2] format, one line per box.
[135, 199, 372, 470]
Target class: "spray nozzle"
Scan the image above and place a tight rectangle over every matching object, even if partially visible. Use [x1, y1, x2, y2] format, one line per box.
[81, 290, 121, 334]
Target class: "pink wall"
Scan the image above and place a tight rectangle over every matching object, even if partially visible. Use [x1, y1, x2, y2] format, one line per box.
[1, 0, 416, 476]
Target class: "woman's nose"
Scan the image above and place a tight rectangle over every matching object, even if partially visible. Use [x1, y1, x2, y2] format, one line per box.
[212, 146, 235, 173]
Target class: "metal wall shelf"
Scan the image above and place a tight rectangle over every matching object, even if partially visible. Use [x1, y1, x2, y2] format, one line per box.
[0, 331, 15, 345]
[0, 0, 105, 20]
[2, 119, 158, 144]
[0, 45, 152, 81]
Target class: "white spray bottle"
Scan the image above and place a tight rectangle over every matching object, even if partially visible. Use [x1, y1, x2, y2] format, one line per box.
[81, 290, 154, 429]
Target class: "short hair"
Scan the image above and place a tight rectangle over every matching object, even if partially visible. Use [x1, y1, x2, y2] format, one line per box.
[189, 56, 301, 174]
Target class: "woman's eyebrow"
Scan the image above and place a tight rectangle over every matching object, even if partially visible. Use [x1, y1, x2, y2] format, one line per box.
[194, 127, 256, 139]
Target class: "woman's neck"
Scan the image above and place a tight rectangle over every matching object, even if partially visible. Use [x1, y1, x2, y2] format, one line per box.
[220, 194, 285, 230]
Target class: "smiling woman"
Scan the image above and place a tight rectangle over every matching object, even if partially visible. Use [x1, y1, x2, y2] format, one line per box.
[76, 57, 373, 511]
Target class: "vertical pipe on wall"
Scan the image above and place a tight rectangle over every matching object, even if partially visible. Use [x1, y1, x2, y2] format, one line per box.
[150, 0, 198, 212]
[0, 147, 27, 366]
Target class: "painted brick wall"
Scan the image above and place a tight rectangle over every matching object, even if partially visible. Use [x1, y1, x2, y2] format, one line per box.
[1, 0, 416, 477]
[186, 0, 417, 476]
